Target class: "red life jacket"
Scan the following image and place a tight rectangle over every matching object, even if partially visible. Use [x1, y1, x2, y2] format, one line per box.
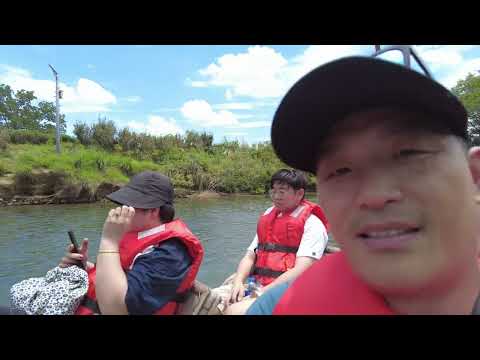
[75, 219, 203, 315]
[272, 251, 395, 315]
[253, 199, 329, 287]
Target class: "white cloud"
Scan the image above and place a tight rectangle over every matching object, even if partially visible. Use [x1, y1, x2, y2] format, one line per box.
[415, 45, 474, 70]
[0, 64, 117, 113]
[235, 114, 255, 119]
[286, 45, 370, 80]
[413, 45, 480, 88]
[212, 102, 254, 110]
[440, 58, 480, 89]
[61, 79, 116, 113]
[124, 96, 142, 103]
[197, 45, 289, 98]
[181, 99, 239, 127]
[225, 132, 248, 136]
[227, 121, 270, 129]
[212, 101, 278, 111]
[191, 45, 371, 99]
[181, 99, 273, 130]
[191, 45, 480, 99]
[128, 116, 184, 136]
[186, 78, 209, 88]
[154, 101, 276, 115]
[190, 81, 208, 87]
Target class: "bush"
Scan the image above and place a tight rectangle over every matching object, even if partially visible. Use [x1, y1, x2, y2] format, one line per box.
[118, 129, 157, 160]
[0, 128, 8, 151]
[9, 129, 51, 145]
[184, 130, 213, 150]
[152, 149, 167, 163]
[118, 128, 136, 152]
[96, 158, 106, 172]
[154, 134, 185, 151]
[120, 161, 134, 177]
[135, 134, 155, 159]
[0, 163, 8, 176]
[14, 170, 36, 195]
[37, 171, 68, 195]
[61, 134, 77, 143]
[92, 119, 117, 151]
[73, 122, 93, 146]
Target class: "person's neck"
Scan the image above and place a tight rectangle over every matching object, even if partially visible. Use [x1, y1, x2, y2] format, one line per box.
[385, 262, 480, 315]
[141, 220, 164, 232]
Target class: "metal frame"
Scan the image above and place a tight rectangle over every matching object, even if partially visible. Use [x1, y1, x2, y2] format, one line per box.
[372, 45, 433, 79]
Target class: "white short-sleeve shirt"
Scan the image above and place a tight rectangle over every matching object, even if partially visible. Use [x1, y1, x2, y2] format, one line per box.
[247, 205, 329, 260]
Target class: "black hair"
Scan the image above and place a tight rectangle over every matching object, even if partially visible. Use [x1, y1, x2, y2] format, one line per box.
[270, 169, 308, 191]
[159, 203, 175, 223]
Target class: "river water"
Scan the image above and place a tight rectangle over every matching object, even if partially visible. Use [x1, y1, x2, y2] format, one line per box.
[0, 194, 331, 305]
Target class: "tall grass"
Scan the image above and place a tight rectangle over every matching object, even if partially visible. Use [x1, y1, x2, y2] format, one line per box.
[0, 140, 315, 194]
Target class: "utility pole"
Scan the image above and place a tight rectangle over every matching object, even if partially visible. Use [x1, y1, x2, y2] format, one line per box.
[48, 64, 61, 154]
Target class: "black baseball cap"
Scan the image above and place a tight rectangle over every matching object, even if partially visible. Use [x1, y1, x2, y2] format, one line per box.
[106, 171, 174, 209]
[271, 55, 469, 174]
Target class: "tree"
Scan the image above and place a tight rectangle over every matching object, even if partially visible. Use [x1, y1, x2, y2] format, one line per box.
[91, 117, 117, 151]
[0, 84, 19, 128]
[452, 72, 480, 145]
[36, 101, 66, 133]
[73, 122, 93, 145]
[184, 130, 213, 150]
[0, 84, 66, 133]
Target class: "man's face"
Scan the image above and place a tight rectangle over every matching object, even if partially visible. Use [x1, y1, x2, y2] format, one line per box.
[128, 208, 158, 232]
[315, 109, 480, 295]
[270, 181, 304, 212]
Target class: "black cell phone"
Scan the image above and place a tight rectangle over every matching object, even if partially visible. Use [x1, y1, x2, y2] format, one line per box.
[68, 230, 80, 253]
[68, 230, 85, 269]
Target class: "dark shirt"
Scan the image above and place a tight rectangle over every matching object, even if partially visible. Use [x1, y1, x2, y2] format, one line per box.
[125, 238, 192, 315]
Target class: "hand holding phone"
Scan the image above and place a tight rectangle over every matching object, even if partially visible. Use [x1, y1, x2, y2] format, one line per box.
[68, 230, 80, 253]
[59, 231, 90, 270]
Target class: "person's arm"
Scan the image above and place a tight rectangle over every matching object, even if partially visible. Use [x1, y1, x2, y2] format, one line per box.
[95, 206, 134, 315]
[229, 248, 256, 304]
[229, 250, 256, 303]
[261, 214, 328, 294]
[125, 239, 191, 315]
[261, 257, 315, 293]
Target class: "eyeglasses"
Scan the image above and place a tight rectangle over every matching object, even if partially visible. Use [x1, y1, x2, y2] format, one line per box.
[268, 189, 292, 199]
[372, 45, 434, 80]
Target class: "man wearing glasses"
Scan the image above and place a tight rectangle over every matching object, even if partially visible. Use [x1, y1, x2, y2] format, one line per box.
[224, 169, 330, 315]
[248, 45, 480, 314]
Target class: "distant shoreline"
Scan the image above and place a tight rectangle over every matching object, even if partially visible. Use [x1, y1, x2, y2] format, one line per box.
[0, 187, 318, 207]
[0, 188, 269, 207]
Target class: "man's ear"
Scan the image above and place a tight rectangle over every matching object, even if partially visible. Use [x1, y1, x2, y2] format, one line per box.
[297, 188, 305, 200]
[149, 208, 160, 219]
[468, 147, 480, 203]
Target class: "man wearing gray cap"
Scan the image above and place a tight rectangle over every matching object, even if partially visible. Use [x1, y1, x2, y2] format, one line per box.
[247, 45, 480, 315]
[59, 171, 204, 315]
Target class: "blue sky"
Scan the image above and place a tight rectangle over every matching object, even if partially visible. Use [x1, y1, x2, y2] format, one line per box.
[1, 45, 479, 144]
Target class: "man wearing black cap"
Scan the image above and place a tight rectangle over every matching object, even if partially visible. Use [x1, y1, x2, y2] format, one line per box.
[59, 171, 204, 315]
[247, 45, 480, 315]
